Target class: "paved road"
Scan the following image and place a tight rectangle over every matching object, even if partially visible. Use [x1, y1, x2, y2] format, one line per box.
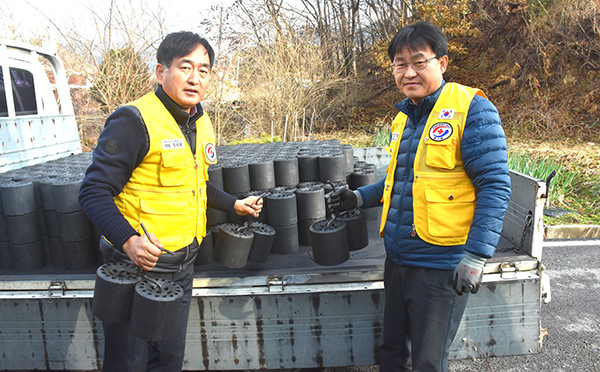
[322, 238, 600, 372]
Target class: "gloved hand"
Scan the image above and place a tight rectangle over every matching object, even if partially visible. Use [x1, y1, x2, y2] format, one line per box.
[327, 188, 360, 215]
[453, 251, 486, 295]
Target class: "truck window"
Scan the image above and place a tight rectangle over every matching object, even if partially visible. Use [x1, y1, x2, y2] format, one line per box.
[8, 67, 38, 116]
[0, 69, 7, 117]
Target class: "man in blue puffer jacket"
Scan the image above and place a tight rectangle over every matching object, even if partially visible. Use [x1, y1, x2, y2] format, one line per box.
[329, 21, 511, 372]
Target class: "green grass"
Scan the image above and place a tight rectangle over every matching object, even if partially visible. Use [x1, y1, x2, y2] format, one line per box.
[508, 151, 577, 206]
[508, 151, 600, 225]
[371, 127, 391, 148]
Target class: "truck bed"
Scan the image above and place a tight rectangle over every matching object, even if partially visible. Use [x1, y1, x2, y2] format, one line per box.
[0, 217, 535, 285]
[0, 149, 546, 370]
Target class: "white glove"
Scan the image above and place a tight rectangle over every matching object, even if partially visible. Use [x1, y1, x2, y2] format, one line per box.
[453, 251, 486, 295]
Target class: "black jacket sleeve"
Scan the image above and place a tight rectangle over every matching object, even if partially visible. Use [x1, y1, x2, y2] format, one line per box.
[207, 181, 237, 211]
[78, 106, 148, 250]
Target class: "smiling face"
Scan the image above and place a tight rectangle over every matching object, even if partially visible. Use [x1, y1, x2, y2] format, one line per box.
[393, 45, 448, 105]
[156, 44, 211, 113]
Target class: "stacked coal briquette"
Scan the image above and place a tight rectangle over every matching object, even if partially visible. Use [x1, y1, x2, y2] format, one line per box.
[206, 140, 379, 261]
[0, 140, 380, 273]
[0, 153, 98, 272]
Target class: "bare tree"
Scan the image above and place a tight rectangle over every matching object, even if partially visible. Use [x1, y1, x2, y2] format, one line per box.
[43, 0, 167, 113]
[231, 0, 349, 140]
[363, 0, 412, 42]
[203, 2, 247, 145]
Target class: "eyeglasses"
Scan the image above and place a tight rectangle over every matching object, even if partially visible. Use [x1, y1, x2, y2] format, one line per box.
[392, 56, 438, 73]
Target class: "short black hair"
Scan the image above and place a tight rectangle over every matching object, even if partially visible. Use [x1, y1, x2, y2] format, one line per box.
[388, 21, 448, 62]
[157, 31, 215, 68]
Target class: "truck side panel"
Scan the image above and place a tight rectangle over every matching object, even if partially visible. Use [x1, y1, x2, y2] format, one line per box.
[451, 274, 542, 359]
[0, 274, 541, 371]
[0, 114, 81, 171]
[0, 298, 101, 370]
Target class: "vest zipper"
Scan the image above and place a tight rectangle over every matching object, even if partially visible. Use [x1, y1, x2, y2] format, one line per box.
[400, 120, 419, 235]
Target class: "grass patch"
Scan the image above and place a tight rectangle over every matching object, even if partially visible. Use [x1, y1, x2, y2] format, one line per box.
[508, 151, 577, 206]
[228, 132, 282, 145]
[507, 145, 600, 226]
[371, 127, 391, 148]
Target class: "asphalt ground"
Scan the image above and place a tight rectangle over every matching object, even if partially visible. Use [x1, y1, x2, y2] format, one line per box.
[321, 238, 600, 372]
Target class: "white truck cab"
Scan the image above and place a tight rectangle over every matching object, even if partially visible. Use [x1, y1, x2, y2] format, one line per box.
[0, 39, 81, 172]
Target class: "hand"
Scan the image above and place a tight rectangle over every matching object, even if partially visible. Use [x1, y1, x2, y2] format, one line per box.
[234, 195, 263, 218]
[122, 232, 164, 271]
[453, 251, 486, 295]
[327, 188, 358, 215]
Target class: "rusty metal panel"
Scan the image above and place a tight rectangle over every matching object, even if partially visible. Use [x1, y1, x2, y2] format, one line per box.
[0, 298, 101, 370]
[183, 287, 385, 370]
[0, 272, 541, 370]
[450, 273, 542, 359]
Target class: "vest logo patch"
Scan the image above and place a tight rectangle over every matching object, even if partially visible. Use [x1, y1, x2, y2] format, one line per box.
[438, 109, 455, 120]
[205, 142, 216, 163]
[429, 123, 453, 142]
[162, 139, 185, 150]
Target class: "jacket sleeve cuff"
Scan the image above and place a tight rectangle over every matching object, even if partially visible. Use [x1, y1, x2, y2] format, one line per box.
[106, 222, 139, 252]
[353, 190, 364, 208]
[463, 251, 487, 267]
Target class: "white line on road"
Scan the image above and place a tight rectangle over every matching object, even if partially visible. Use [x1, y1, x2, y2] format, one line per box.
[544, 240, 600, 247]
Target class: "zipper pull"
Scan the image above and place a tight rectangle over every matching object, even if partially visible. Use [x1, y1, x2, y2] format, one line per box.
[411, 224, 416, 237]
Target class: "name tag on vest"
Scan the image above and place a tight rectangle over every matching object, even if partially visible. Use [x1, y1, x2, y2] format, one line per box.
[162, 139, 185, 150]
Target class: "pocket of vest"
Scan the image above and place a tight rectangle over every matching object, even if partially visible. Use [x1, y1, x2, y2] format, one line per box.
[139, 198, 194, 249]
[425, 137, 457, 170]
[424, 186, 475, 237]
[160, 151, 192, 187]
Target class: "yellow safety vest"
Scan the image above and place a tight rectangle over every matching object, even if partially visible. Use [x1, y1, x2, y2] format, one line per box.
[114, 93, 217, 251]
[380, 83, 486, 246]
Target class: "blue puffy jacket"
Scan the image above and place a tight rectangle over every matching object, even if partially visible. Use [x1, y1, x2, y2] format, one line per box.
[358, 81, 511, 270]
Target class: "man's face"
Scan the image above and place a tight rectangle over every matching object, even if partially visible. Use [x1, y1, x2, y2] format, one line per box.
[156, 45, 211, 113]
[393, 45, 448, 105]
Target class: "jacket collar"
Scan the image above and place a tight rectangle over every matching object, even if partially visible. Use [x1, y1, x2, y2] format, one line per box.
[395, 80, 446, 118]
[155, 85, 204, 125]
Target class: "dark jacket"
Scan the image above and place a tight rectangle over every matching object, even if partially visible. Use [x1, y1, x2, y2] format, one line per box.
[79, 85, 236, 250]
[358, 81, 511, 270]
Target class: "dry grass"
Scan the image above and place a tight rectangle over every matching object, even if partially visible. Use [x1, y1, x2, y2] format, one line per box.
[507, 138, 600, 176]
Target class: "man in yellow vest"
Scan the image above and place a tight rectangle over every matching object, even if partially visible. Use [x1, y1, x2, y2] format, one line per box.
[79, 31, 262, 372]
[329, 21, 511, 371]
